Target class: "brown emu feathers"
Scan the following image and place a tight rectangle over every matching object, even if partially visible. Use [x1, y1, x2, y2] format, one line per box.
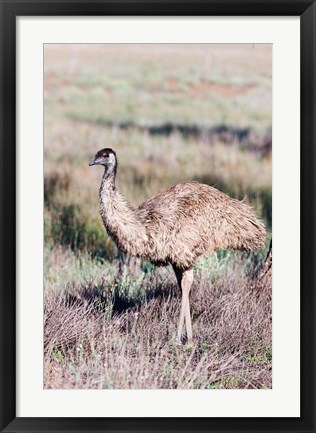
[89, 148, 266, 344]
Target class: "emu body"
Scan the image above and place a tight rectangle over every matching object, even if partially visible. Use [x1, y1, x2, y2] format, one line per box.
[90, 148, 266, 344]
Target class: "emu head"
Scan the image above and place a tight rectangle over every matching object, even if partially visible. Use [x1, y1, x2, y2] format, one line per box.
[89, 148, 117, 177]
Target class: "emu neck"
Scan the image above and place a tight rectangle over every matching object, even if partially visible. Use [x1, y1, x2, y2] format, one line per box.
[100, 170, 116, 196]
[99, 170, 118, 228]
[98, 169, 148, 256]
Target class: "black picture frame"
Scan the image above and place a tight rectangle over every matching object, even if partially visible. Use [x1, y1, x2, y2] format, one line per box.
[0, 1, 315, 432]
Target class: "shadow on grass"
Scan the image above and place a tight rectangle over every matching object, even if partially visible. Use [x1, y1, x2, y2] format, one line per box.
[66, 275, 179, 317]
[67, 113, 272, 156]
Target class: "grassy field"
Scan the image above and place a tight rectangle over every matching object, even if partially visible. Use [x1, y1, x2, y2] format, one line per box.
[44, 44, 272, 389]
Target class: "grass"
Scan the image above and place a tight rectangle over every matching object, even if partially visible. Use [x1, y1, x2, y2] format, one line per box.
[44, 246, 271, 389]
[44, 44, 272, 389]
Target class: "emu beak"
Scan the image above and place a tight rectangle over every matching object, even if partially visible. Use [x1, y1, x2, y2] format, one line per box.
[89, 155, 107, 166]
[89, 159, 97, 166]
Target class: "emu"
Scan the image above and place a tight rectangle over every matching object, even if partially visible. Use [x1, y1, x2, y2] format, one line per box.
[89, 148, 266, 345]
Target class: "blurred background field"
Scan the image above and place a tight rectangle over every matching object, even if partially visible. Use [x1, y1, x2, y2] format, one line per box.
[44, 44, 272, 389]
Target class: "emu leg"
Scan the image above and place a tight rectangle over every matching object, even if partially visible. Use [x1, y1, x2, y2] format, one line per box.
[172, 265, 184, 343]
[183, 269, 193, 345]
[173, 266, 194, 344]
